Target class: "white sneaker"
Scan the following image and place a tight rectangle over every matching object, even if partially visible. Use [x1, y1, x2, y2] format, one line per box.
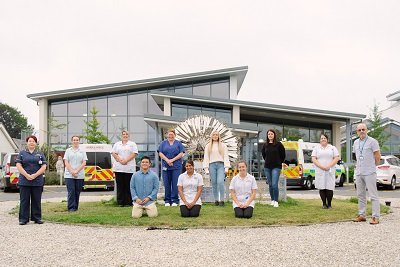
[171, 203, 178, 207]
[273, 201, 279, 208]
[165, 203, 171, 207]
[269, 201, 275, 206]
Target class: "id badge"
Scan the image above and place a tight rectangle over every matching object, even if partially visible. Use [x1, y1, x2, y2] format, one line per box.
[162, 167, 167, 171]
[359, 156, 364, 160]
[39, 160, 42, 164]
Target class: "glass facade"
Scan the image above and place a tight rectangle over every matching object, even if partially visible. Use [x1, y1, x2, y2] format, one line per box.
[47, 78, 231, 165]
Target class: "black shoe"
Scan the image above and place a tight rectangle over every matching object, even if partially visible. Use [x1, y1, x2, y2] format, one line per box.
[327, 205, 332, 209]
[322, 205, 328, 209]
[219, 201, 225, 207]
[34, 220, 44, 224]
[19, 221, 27, 225]
[118, 205, 124, 207]
[214, 201, 219, 206]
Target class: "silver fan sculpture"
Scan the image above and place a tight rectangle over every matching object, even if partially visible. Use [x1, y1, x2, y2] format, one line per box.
[174, 114, 241, 168]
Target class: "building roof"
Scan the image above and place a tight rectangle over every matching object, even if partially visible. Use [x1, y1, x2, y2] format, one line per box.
[151, 92, 366, 124]
[27, 66, 248, 102]
[386, 90, 400, 101]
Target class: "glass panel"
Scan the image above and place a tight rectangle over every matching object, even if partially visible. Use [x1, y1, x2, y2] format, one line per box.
[108, 94, 127, 117]
[174, 84, 192, 95]
[201, 106, 215, 117]
[298, 127, 310, 142]
[310, 128, 324, 143]
[128, 116, 147, 134]
[211, 80, 229, 99]
[216, 110, 231, 123]
[67, 117, 86, 139]
[391, 124, 400, 152]
[193, 82, 210, 97]
[284, 125, 307, 141]
[188, 106, 201, 117]
[49, 102, 67, 116]
[88, 97, 107, 116]
[68, 99, 87, 117]
[108, 116, 128, 143]
[172, 104, 187, 118]
[128, 92, 148, 115]
[256, 123, 283, 143]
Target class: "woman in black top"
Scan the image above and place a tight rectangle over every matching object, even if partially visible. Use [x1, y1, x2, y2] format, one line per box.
[261, 129, 286, 208]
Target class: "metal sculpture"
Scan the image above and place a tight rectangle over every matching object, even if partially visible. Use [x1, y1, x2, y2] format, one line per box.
[173, 114, 241, 167]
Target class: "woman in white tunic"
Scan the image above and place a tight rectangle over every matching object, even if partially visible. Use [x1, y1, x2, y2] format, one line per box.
[311, 134, 339, 209]
[177, 160, 204, 217]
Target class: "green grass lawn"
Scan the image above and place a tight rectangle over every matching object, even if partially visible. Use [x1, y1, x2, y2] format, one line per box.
[23, 197, 390, 228]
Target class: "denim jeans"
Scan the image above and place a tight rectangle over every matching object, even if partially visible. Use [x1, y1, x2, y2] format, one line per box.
[209, 161, 225, 201]
[65, 178, 84, 211]
[264, 167, 281, 202]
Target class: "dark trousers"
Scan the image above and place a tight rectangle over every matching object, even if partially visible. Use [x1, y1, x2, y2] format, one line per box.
[180, 205, 201, 217]
[234, 207, 254, 218]
[19, 185, 43, 223]
[65, 178, 84, 211]
[115, 172, 133, 206]
[162, 169, 181, 205]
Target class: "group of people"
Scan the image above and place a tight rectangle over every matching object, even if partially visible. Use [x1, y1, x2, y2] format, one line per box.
[15, 123, 381, 224]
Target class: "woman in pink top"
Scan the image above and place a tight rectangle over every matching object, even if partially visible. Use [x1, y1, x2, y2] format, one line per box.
[203, 131, 230, 206]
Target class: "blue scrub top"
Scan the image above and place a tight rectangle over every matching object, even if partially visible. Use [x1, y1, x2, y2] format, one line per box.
[16, 149, 47, 186]
[157, 139, 185, 170]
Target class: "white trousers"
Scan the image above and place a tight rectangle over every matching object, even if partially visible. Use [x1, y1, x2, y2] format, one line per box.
[356, 173, 380, 219]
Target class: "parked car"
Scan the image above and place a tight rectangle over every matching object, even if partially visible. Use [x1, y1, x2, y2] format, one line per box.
[354, 155, 400, 190]
[0, 153, 20, 192]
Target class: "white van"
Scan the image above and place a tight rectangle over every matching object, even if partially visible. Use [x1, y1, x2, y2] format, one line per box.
[79, 144, 115, 190]
[282, 141, 346, 189]
[0, 152, 20, 192]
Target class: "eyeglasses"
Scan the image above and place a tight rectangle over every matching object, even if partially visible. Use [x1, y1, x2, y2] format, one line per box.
[357, 129, 367, 132]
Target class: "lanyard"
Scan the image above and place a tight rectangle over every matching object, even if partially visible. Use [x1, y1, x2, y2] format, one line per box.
[358, 136, 368, 155]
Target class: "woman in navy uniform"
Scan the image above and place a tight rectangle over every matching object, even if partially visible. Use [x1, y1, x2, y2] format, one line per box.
[16, 135, 47, 225]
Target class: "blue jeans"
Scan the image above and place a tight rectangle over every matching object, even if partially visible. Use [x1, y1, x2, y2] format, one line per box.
[264, 167, 281, 202]
[163, 169, 181, 205]
[209, 162, 225, 201]
[65, 178, 84, 211]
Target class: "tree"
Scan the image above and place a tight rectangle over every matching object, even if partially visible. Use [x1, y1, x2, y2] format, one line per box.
[83, 105, 110, 144]
[367, 100, 390, 148]
[0, 102, 34, 138]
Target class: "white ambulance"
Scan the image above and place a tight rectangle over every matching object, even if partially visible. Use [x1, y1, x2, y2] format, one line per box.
[282, 141, 346, 189]
[79, 144, 115, 190]
[0, 152, 19, 192]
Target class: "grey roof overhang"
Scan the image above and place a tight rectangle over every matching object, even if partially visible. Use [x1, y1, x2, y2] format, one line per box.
[151, 92, 366, 125]
[27, 66, 248, 102]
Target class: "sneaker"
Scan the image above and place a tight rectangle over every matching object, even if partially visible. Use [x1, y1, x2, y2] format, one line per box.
[269, 201, 275, 206]
[165, 203, 171, 207]
[273, 201, 279, 208]
[171, 203, 178, 207]
[353, 215, 366, 222]
[327, 205, 332, 209]
[214, 201, 219, 206]
[370, 217, 380, 225]
[219, 201, 225, 207]
[322, 205, 328, 209]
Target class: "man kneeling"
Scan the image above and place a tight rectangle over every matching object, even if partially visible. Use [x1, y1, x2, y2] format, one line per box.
[130, 156, 160, 218]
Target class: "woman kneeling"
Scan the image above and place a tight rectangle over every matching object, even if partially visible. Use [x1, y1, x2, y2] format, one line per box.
[177, 160, 204, 217]
[230, 160, 258, 218]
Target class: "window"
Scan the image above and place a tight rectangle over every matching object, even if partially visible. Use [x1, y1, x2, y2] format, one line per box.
[108, 94, 127, 116]
[128, 92, 148, 115]
[88, 97, 107, 116]
[174, 84, 192, 95]
[303, 149, 313, 163]
[50, 102, 67, 116]
[284, 149, 298, 166]
[68, 99, 87, 117]
[211, 80, 229, 99]
[193, 82, 210, 97]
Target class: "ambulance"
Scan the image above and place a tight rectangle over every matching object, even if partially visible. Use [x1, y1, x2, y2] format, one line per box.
[0, 152, 19, 192]
[282, 141, 346, 189]
[79, 144, 115, 190]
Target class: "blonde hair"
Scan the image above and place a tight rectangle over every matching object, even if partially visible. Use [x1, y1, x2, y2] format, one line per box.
[207, 131, 223, 156]
[121, 130, 130, 136]
[167, 128, 176, 135]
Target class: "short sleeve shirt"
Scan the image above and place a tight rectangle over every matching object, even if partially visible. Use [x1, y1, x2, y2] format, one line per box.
[229, 173, 258, 208]
[15, 149, 47, 186]
[112, 140, 138, 173]
[353, 136, 380, 175]
[63, 147, 88, 179]
[157, 139, 185, 170]
[177, 171, 204, 206]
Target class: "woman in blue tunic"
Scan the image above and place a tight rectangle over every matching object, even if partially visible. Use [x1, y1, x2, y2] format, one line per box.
[157, 128, 185, 206]
[15, 135, 47, 225]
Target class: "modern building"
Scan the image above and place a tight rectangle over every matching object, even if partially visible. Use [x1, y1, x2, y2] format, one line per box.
[27, 66, 365, 177]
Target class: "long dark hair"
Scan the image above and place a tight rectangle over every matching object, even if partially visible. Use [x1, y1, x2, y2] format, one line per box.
[266, 129, 279, 146]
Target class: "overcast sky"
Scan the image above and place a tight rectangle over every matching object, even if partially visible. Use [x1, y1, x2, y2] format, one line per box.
[1, 1, 399, 131]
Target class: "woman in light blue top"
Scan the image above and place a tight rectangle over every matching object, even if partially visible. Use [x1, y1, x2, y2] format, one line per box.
[64, 135, 87, 212]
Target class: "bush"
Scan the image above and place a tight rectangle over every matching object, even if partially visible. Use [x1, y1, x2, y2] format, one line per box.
[348, 166, 354, 183]
[44, 171, 64, 185]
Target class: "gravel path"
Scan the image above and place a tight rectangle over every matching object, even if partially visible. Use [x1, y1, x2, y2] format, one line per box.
[0, 195, 399, 267]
